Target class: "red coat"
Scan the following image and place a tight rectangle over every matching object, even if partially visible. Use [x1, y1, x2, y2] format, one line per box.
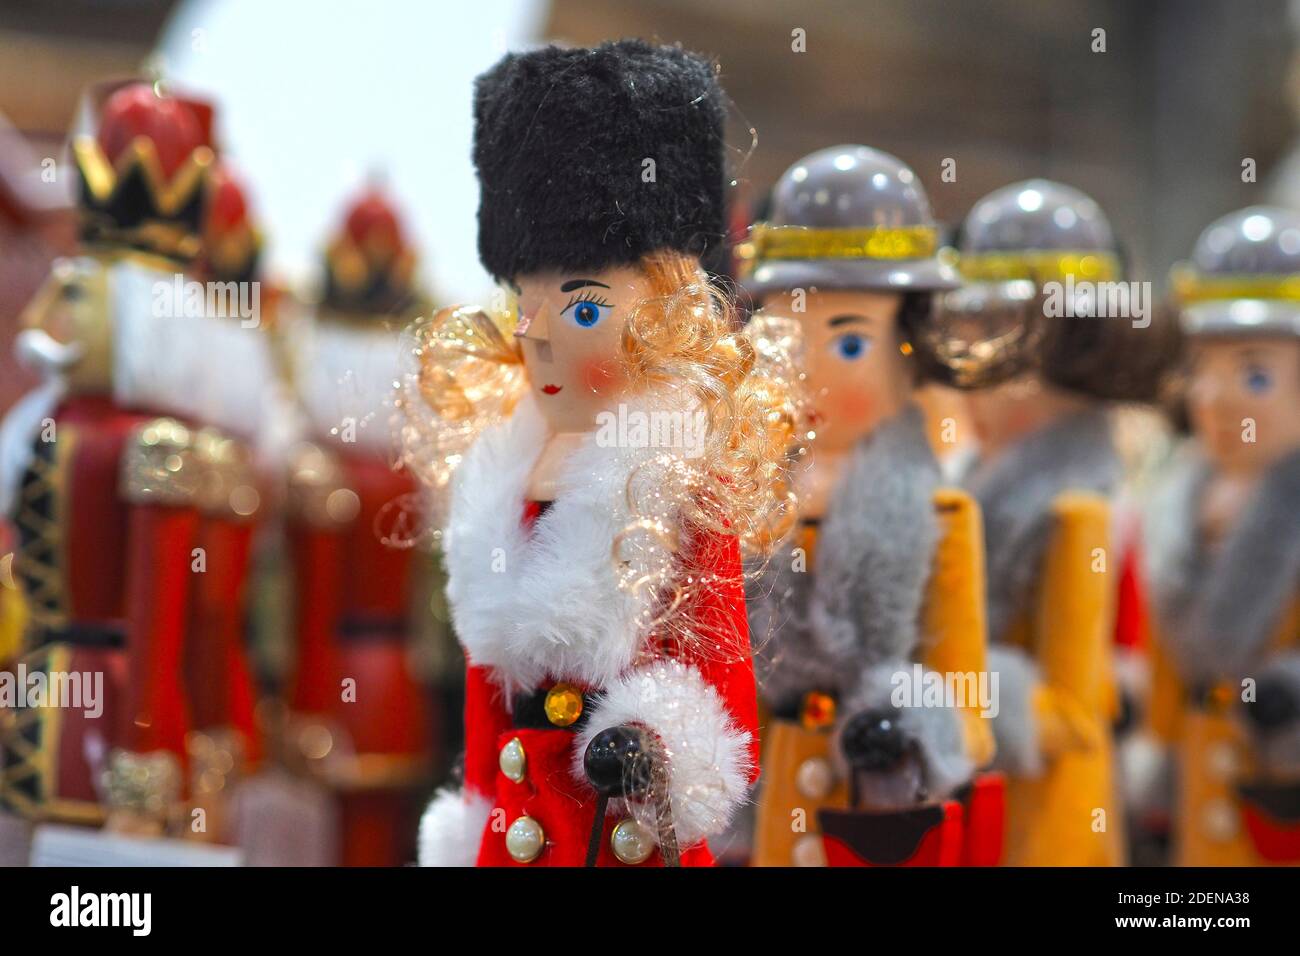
[286, 445, 432, 866]
[2, 394, 261, 823]
[418, 395, 759, 867]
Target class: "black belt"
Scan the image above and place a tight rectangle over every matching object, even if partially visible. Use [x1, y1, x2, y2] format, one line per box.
[511, 685, 593, 732]
[33, 622, 125, 650]
[1185, 681, 1230, 712]
[339, 614, 406, 641]
[770, 689, 839, 724]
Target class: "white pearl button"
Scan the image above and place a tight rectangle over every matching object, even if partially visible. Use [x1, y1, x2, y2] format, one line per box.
[1207, 743, 1236, 779]
[499, 737, 526, 783]
[1202, 800, 1239, 841]
[792, 833, 827, 867]
[505, 815, 545, 863]
[610, 819, 655, 865]
[795, 757, 833, 800]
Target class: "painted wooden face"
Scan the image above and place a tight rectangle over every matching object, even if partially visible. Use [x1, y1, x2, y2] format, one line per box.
[19, 256, 112, 392]
[761, 288, 911, 454]
[1187, 337, 1300, 475]
[512, 265, 652, 435]
[965, 374, 1053, 454]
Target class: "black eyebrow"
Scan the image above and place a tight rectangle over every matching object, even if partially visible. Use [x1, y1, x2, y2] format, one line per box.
[828, 314, 870, 327]
[560, 279, 611, 292]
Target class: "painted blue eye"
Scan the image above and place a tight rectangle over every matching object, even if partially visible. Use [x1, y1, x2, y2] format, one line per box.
[1245, 365, 1273, 394]
[834, 333, 869, 360]
[568, 300, 609, 328]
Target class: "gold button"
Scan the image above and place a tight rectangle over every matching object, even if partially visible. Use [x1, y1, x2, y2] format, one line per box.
[544, 683, 584, 727]
[499, 737, 526, 783]
[505, 815, 545, 863]
[795, 757, 833, 800]
[792, 833, 826, 867]
[610, 819, 655, 865]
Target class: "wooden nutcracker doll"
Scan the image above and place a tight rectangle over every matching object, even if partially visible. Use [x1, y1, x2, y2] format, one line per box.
[742, 145, 998, 867]
[1146, 205, 1300, 865]
[178, 160, 270, 844]
[414, 39, 786, 867]
[954, 179, 1167, 866]
[0, 80, 273, 845]
[282, 188, 435, 866]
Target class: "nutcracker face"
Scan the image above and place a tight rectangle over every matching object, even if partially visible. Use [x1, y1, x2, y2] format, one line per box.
[511, 264, 653, 434]
[19, 256, 112, 392]
[761, 288, 911, 454]
[965, 374, 1052, 455]
[1187, 337, 1300, 475]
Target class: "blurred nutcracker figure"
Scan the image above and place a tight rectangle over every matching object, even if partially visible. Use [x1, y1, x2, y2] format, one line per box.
[0, 79, 276, 849]
[412, 39, 790, 867]
[0, 116, 75, 859]
[1146, 206, 1300, 865]
[952, 180, 1168, 866]
[742, 146, 997, 867]
[281, 187, 435, 866]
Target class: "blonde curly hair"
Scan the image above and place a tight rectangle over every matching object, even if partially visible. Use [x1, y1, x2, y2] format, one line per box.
[397, 250, 802, 568]
[619, 251, 800, 553]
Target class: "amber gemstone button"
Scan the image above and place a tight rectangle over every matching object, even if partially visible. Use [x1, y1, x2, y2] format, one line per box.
[800, 691, 836, 731]
[544, 683, 584, 727]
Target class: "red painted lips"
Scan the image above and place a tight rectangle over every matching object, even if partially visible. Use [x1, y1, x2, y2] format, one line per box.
[541, 384, 563, 395]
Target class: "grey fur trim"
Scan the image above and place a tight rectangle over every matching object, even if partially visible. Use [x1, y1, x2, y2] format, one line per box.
[832, 662, 972, 809]
[986, 644, 1043, 777]
[810, 404, 940, 684]
[1189, 450, 1300, 680]
[1146, 446, 1300, 686]
[747, 548, 845, 714]
[1140, 442, 1210, 644]
[749, 404, 940, 712]
[964, 407, 1119, 644]
[1249, 651, 1300, 777]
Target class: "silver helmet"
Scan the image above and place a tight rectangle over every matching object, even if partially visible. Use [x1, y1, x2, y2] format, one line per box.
[1173, 205, 1300, 338]
[931, 179, 1123, 389]
[959, 178, 1117, 268]
[742, 144, 958, 298]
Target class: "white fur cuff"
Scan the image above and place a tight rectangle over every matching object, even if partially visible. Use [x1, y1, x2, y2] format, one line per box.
[572, 658, 754, 849]
[987, 645, 1043, 777]
[417, 789, 492, 867]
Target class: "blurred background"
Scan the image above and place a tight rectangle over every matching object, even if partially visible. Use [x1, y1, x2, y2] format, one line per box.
[3, 0, 1299, 416]
[1, 0, 1297, 867]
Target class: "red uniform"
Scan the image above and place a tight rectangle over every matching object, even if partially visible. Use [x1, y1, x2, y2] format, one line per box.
[284, 189, 433, 866]
[3, 401, 261, 823]
[0, 82, 265, 836]
[419, 394, 760, 867]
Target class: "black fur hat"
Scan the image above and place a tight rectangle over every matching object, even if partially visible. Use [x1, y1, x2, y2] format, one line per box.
[473, 39, 727, 281]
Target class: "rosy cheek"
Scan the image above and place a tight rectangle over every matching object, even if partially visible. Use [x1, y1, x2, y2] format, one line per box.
[829, 386, 874, 424]
[578, 356, 623, 396]
[1007, 406, 1031, 431]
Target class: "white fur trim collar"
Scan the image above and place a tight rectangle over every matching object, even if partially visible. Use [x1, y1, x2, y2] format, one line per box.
[443, 391, 687, 693]
[110, 258, 278, 443]
[295, 318, 404, 457]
